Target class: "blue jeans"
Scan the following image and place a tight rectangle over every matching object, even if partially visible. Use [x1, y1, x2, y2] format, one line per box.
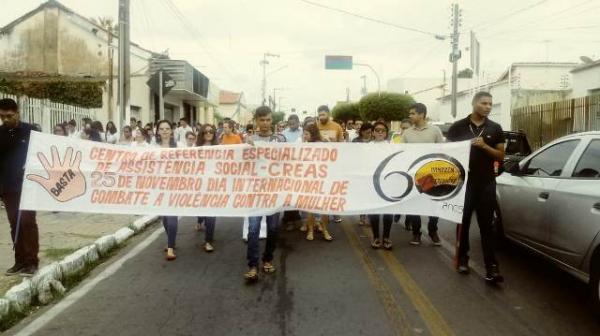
[204, 217, 216, 243]
[247, 214, 280, 267]
[162, 216, 178, 248]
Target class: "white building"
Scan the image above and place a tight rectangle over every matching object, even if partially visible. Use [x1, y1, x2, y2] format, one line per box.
[571, 60, 600, 98]
[218, 90, 251, 125]
[436, 62, 578, 130]
[0, 0, 216, 128]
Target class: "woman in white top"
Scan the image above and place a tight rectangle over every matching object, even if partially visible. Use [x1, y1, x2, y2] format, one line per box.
[132, 128, 151, 147]
[105, 121, 119, 144]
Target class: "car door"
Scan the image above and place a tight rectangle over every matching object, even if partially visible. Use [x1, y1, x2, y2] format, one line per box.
[546, 138, 600, 269]
[498, 139, 581, 252]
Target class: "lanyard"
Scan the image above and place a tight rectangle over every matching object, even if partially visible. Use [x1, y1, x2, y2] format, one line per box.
[469, 124, 485, 138]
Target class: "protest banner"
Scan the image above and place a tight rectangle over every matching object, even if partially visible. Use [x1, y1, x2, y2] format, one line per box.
[20, 132, 470, 222]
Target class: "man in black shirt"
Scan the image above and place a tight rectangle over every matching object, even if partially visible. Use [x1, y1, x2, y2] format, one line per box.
[447, 91, 505, 283]
[0, 98, 39, 276]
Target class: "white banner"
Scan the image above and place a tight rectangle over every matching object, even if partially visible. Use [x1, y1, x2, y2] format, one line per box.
[21, 133, 470, 222]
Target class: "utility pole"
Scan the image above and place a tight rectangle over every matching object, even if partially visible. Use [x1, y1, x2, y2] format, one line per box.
[118, 0, 131, 129]
[106, 20, 114, 123]
[450, 3, 462, 119]
[360, 75, 368, 96]
[260, 53, 279, 106]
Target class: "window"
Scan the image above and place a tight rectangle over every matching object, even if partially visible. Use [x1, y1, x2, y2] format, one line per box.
[524, 140, 580, 177]
[572, 139, 600, 178]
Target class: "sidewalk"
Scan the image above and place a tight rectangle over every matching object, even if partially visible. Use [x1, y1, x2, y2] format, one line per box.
[0, 210, 139, 296]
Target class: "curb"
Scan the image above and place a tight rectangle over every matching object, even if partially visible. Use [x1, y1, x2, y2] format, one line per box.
[0, 215, 158, 325]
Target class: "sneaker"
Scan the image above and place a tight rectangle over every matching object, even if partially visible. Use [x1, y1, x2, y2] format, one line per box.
[429, 232, 442, 246]
[382, 239, 393, 250]
[19, 265, 38, 277]
[410, 234, 421, 246]
[457, 258, 470, 274]
[5, 264, 25, 276]
[203, 242, 214, 253]
[485, 264, 504, 283]
[334, 216, 343, 223]
[244, 267, 259, 281]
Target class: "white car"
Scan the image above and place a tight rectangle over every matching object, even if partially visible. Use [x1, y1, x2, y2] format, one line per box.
[496, 132, 600, 312]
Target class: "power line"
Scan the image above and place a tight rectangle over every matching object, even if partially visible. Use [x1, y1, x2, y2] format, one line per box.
[160, 0, 238, 83]
[480, 0, 596, 38]
[468, 0, 549, 32]
[297, 0, 445, 39]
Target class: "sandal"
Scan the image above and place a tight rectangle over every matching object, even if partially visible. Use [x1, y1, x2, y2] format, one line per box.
[244, 267, 258, 281]
[263, 262, 276, 274]
[323, 230, 333, 241]
[359, 215, 369, 226]
[166, 248, 176, 261]
[383, 239, 393, 250]
[306, 231, 314, 241]
[371, 239, 382, 249]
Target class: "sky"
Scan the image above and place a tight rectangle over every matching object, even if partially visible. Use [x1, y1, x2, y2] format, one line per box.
[1, 0, 599, 115]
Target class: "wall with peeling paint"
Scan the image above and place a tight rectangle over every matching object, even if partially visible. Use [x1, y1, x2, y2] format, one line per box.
[0, 4, 154, 126]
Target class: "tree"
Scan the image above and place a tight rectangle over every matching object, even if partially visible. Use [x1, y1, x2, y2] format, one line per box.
[271, 111, 286, 125]
[458, 68, 473, 78]
[358, 92, 414, 122]
[332, 102, 360, 122]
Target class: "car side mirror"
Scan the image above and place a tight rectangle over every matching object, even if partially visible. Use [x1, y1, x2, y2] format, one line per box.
[504, 160, 522, 175]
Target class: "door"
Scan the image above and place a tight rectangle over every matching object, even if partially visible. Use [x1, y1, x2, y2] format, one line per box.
[498, 139, 580, 251]
[547, 138, 600, 269]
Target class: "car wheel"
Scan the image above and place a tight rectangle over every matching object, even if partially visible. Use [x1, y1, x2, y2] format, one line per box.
[492, 202, 506, 249]
[590, 256, 600, 315]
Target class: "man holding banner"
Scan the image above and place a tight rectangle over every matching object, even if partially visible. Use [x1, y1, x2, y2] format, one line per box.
[0, 98, 39, 277]
[448, 91, 505, 284]
[244, 106, 285, 281]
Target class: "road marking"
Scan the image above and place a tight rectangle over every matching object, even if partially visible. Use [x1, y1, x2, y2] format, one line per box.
[359, 226, 455, 336]
[14, 227, 163, 336]
[341, 222, 411, 336]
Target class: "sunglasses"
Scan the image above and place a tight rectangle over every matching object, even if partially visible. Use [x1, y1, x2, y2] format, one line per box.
[374, 128, 387, 133]
[205, 130, 214, 134]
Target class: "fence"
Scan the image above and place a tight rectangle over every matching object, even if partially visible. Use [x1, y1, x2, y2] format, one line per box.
[512, 95, 600, 150]
[0, 92, 100, 133]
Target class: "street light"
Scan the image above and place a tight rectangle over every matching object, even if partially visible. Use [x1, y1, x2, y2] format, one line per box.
[260, 53, 280, 106]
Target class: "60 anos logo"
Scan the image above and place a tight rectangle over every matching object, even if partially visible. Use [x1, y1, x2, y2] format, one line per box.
[373, 152, 465, 202]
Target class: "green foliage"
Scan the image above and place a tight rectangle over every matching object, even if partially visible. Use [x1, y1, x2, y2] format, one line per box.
[213, 111, 224, 122]
[271, 111, 286, 125]
[332, 102, 360, 122]
[458, 68, 473, 78]
[358, 92, 414, 122]
[0, 77, 104, 108]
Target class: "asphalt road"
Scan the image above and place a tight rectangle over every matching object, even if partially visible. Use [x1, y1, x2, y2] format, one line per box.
[7, 216, 600, 336]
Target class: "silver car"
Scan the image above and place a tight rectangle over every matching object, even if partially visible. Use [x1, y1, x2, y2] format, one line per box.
[496, 131, 600, 312]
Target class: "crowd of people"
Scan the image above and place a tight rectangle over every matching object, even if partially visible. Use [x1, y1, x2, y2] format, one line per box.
[1, 91, 505, 284]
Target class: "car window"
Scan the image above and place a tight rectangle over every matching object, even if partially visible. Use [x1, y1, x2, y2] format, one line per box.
[505, 133, 531, 156]
[524, 140, 580, 177]
[572, 139, 600, 178]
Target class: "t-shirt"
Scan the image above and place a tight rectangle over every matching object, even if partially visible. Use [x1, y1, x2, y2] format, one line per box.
[282, 127, 303, 143]
[346, 129, 358, 142]
[318, 120, 344, 142]
[447, 116, 505, 184]
[221, 133, 243, 145]
[175, 126, 193, 142]
[401, 125, 444, 144]
[249, 133, 286, 143]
